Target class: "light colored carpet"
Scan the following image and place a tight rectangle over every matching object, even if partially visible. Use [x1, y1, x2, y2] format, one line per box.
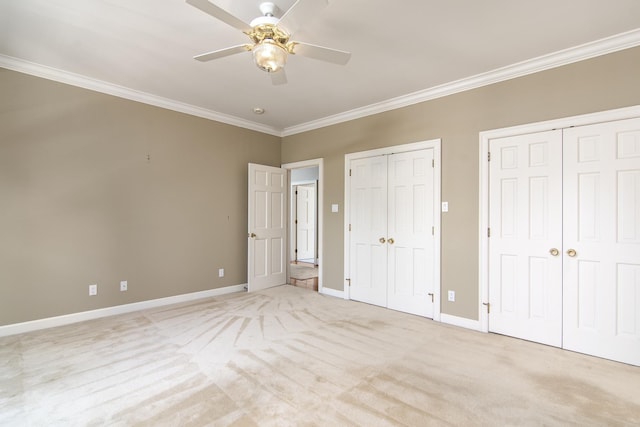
[289, 263, 318, 281]
[1, 285, 639, 426]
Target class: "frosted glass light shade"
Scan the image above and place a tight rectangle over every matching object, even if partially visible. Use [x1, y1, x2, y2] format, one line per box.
[253, 39, 288, 73]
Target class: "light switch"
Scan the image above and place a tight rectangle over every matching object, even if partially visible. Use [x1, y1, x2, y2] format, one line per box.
[442, 202, 449, 212]
[331, 204, 339, 213]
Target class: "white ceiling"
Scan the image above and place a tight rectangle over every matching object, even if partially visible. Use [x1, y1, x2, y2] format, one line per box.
[1, 0, 640, 136]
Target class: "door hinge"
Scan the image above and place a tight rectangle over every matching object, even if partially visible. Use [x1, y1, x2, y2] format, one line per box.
[295, 190, 298, 195]
[295, 219, 298, 224]
[488, 152, 491, 162]
[346, 278, 351, 287]
[432, 159, 435, 168]
[432, 226, 435, 236]
[487, 227, 491, 237]
[483, 302, 490, 314]
[349, 224, 352, 231]
[349, 169, 352, 177]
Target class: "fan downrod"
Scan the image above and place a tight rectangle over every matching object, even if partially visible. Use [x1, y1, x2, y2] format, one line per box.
[259, 2, 277, 17]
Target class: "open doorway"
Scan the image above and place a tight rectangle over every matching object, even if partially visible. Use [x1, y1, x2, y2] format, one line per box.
[283, 159, 323, 293]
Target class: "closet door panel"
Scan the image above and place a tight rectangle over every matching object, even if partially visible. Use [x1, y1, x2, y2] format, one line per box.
[563, 117, 640, 366]
[349, 156, 388, 307]
[488, 130, 563, 346]
[387, 149, 435, 317]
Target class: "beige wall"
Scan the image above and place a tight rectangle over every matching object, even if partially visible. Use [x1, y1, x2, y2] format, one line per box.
[281, 47, 640, 320]
[2, 46, 639, 327]
[0, 69, 280, 325]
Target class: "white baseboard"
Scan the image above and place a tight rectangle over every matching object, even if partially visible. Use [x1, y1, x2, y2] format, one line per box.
[0, 284, 246, 337]
[440, 313, 483, 331]
[319, 286, 344, 299]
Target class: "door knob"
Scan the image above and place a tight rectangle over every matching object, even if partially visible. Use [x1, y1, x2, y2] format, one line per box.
[379, 237, 386, 244]
[248, 232, 256, 238]
[549, 248, 559, 256]
[566, 248, 577, 257]
[387, 238, 394, 244]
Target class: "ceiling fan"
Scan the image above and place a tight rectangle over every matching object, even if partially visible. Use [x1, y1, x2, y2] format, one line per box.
[186, 0, 351, 85]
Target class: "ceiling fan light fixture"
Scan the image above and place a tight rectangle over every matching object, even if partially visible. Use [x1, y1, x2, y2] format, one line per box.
[252, 39, 288, 73]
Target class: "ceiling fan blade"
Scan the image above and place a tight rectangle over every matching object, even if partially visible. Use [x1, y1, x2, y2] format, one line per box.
[292, 42, 351, 65]
[194, 45, 250, 62]
[270, 70, 287, 86]
[186, 0, 251, 32]
[278, 0, 328, 35]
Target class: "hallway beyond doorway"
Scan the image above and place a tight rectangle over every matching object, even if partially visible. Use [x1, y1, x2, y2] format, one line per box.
[289, 261, 318, 291]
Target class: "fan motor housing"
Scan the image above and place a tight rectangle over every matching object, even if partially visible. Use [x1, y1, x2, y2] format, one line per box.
[248, 24, 291, 52]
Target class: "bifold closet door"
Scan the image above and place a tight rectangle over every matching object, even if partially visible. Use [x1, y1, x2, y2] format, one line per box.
[349, 150, 436, 317]
[349, 155, 388, 307]
[488, 117, 640, 366]
[387, 150, 436, 317]
[562, 118, 640, 366]
[488, 130, 564, 347]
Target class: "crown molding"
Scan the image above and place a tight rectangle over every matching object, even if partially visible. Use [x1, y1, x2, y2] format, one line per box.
[2, 28, 639, 139]
[282, 28, 640, 137]
[0, 55, 282, 137]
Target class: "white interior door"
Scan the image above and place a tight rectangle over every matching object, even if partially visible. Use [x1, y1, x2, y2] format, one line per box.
[562, 118, 640, 366]
[248, 163, 286, 292]
[387, 150, 436, 317]
[295, 184, 316, 262]
[488, 130, 564, 347]
[349, 155, 388, 306]
[486, 117, 640, 366]
[349, 149, 438, 317]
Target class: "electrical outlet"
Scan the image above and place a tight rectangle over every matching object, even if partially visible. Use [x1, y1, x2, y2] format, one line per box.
[448, 290, 455, 302]
[120, 280, 128, 291]
[218, 268, 224, 278]
[89, 284, 97, 296]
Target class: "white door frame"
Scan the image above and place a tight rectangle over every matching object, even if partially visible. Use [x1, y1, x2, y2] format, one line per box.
[282, 159, 324, 293]
[344, 139, 442, 320]
[478, 105, 640, 333]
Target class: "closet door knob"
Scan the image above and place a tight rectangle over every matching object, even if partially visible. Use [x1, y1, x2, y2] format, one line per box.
[549, 248, 559, 256]
[567, 249, 577, 257]
[388, 238, 395, 244]
[379, 237, 386, 244]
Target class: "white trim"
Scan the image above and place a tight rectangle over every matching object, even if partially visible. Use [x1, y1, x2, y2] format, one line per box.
[343, 161, 352, 300]
[282, 158, 324, 293]
[0, 55, 281, 137]
[3, 29, 639, 138]
[478, 105, 640, 333]
[440, 313, 483, 332]
[344, 139, 442, 319]
[433, 142, 442, 321]
[0, 284, 246, 337]
[290, 179, 317, 186]
[345, 139, 439, 160]
[283, 29, 640, 136]
[479, 134, 491, 334]
[319, 286, 344, 299]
